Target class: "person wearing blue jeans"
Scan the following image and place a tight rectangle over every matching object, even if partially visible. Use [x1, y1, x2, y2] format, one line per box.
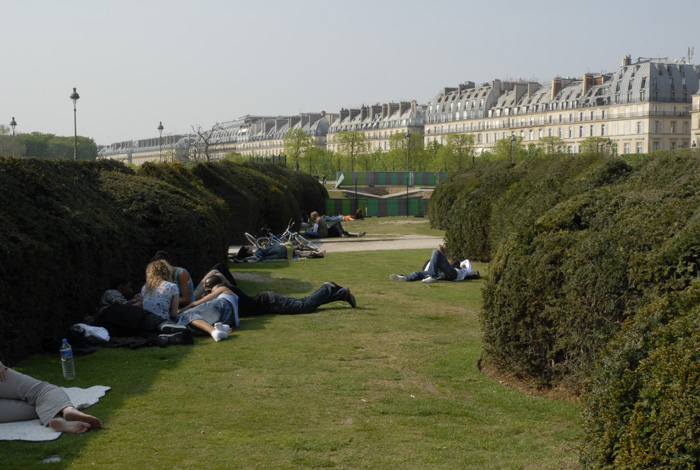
[183, 275, 356, 320]
[390, 245, 479, 283]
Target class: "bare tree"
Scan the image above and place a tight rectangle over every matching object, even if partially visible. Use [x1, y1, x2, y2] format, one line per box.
[192, 123, 225, 162]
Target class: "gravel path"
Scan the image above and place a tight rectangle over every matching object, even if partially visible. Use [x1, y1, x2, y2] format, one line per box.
[313, 234, 445, 253]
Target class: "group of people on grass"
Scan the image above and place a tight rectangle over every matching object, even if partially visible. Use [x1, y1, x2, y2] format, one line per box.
[1, 227, 480, 435]
[0, 249, 358, 434]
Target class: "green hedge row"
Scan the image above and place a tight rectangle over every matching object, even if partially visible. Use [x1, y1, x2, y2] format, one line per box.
[430, 151, 700, 467]
[0, 157, 325, 365]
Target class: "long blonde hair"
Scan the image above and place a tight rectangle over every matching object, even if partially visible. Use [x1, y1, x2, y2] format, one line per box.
[144, 259, 173, 293]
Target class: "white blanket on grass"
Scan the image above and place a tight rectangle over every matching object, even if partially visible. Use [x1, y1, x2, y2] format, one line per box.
[0, 385, 110, 441]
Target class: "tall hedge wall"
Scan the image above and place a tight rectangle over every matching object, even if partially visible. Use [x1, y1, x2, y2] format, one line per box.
[431, 151, 700, 467]
[0, 157, 324, 365]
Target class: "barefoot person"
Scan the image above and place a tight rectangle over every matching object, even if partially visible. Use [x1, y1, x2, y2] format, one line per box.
[0, 361, 102, 434]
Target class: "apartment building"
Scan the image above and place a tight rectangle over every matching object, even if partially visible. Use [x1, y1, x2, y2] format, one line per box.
[99, 56, 700, 164]
[326, 100, 425, 153]
[200, 112, 331, 160]
[425, 56, 700, 155]
[98, 134, 194, 164]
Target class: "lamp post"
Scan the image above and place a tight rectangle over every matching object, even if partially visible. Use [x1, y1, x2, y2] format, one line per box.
[10, 117, 17, 157]
[510, 134, 516, 163]
[70, 87, 80, 160]
[606, 138, 612, 158]
[158, 121, 164, 162]
[405, 132, 411, 217]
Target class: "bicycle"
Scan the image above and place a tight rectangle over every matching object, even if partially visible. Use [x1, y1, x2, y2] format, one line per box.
[246, 219, 321, 252]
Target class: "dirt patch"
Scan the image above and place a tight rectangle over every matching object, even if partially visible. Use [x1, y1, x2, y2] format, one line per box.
[478, 356, 580, 402]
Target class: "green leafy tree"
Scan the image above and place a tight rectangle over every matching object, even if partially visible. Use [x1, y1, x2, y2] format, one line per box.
[425, 140, 443, 171]
[335, 131, 369, 171]
[445, 134, 476, 170]
[0, 124, 26, 157]
[284, 128, 315, 172]
[491, 136, 524, 162]
[21, 132, 97, 159]
[389, 132, 424, 171]
[581, 136, 611, 156]
[306, 146, 335, 177]
[539, 136, 566, 155]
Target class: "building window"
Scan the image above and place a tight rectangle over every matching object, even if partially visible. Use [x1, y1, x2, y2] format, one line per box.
[636, 122, 644, 134]
[624, 143, 630, 154]
[579, 126, 584, 137]
[671, 121, 676, 134]
[636, 142, 643, 153]
[653, 141, 659, 151]
[601, 124, 606, 136]
[528, 130, 533, 141]
[590, 125, 595, 137]
[538, 129, 543, 139]
[548, 128, 553, 137]
[568, 127, 573, 138]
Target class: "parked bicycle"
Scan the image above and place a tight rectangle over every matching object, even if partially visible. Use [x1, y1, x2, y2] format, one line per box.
[245, 219, 321, 252]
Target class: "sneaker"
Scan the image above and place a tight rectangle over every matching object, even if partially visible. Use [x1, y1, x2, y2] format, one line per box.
[338, 287, 356, 308]
[160, 322, 187, 334]
[159, 331, 194, 346]
[390, 274, 408, 282]
[422, 276, 439, 283]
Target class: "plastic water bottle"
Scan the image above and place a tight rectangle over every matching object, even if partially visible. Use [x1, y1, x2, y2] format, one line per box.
[60, 339, 75, 380]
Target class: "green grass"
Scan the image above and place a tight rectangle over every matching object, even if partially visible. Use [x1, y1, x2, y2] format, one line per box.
[1, 219, 581, 469]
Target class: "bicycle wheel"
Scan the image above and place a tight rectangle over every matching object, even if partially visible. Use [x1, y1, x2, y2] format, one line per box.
[245, 232, 260, 248]
[256, 237, 272, 249]
[295, 234, 320, 252]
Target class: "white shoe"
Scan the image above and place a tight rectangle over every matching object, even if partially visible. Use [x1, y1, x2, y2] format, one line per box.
[390, 274, 408, 281]
[422, 276, 439, 283]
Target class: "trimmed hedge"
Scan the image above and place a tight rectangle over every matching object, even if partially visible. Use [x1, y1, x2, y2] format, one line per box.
[581, 282, 700, 469]
[431, 151, 700, 467]
[0, 157, 323, 365]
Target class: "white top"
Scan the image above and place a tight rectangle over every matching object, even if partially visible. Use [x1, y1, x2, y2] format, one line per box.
[141, 281, 179, 320]
[454, 260, 473, 281]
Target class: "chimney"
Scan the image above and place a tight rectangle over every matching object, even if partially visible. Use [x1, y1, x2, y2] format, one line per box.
[583, 73, 594, 94]
[349, 108, 360, 120]
[527, 81, 540, 96]
[382, 104, 388, 119]
[514, 82, 528, 103]
[339, 109, 349, 121]
[622, 55, 632, 67]
[552, 77, 563, 100]
[411, 100, 417, 114]
[360, 106, 368, 121]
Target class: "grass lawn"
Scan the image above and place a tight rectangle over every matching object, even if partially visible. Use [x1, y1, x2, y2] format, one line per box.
[1, 219, 581, 469]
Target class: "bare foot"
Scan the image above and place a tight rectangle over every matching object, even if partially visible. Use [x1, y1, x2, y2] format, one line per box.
[320, 249, 326, 256]
[62, 406, 102, 429]
[358, 232, 366, 237]
[49, 417, 91, 434]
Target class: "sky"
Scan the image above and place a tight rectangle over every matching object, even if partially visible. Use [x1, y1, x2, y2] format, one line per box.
[3, 0, 699, 146]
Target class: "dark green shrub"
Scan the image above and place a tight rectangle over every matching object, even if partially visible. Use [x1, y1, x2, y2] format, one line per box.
[0, 158, 317, 364]
[581, 281, 700, 469]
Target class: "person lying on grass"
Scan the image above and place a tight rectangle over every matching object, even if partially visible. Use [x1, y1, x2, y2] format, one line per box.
[180, 275, 356, 322]
[236, 243, 326, 262]
[390, 244, 480, 284]
[0, 361, 102, 434]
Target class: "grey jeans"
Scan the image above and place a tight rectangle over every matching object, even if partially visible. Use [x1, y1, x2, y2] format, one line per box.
[0, 368, 72, 426]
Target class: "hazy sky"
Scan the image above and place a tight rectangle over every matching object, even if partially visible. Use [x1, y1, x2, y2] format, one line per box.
[3, 0, 698, 146]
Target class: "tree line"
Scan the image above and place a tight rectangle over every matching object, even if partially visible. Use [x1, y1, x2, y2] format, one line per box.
[225, 129, 617, 177]
[0, 128, 98, 160]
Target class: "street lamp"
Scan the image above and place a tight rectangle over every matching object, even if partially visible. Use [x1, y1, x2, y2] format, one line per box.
[10, 117, 17, 157]
[405, 132, 411, 217]
[606, 138, 612, 158]
[510, 134, 516, 163]
[158, 121, 164, 161]
[70, 87, 80, 160]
